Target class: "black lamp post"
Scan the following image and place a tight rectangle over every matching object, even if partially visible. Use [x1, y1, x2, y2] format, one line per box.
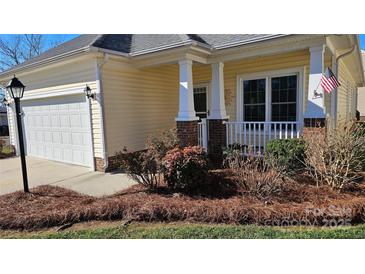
[6, 76, 29, 193]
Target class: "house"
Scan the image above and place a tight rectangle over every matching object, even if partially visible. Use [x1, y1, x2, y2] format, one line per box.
[0, 34, 363, 171]
[357, 50, 365, 120]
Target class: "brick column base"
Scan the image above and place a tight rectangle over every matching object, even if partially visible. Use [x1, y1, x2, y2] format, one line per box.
[208, 119, 227, 166]
[176, 120, 198, 147]
[303, 118, 326, 138]
[94, 156, 120, 172]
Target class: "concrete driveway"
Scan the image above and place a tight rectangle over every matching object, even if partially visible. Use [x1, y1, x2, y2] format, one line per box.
[0, 156, 136, 197]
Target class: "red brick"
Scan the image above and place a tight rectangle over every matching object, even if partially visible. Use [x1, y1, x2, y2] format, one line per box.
[176, 120, 198, 147]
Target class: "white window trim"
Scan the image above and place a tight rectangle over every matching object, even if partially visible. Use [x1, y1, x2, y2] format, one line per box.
[236, 67, 304, 125]
[193, 82, 210, 117]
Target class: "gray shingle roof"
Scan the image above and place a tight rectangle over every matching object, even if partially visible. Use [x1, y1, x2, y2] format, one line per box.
[0, 34, 288, 75]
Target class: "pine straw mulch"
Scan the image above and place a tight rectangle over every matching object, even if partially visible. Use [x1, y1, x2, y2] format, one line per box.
[2, 170, 365, 230]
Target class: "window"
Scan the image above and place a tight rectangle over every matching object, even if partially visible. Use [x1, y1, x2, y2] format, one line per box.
[193, 86, 207, 119]
[240, 72, 299, 123]
[271, 75, 297, 121]
[243, 79, 266, 121]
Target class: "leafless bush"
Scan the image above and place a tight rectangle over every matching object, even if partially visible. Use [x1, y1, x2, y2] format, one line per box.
[304, 121, 365, 190]
[116, 147, 163, 190]
[226, 154, 286, 200]
[116, 128, 179, 190]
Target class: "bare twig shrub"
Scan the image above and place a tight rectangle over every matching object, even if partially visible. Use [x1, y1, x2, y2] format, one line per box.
[116, 147, 163, 189]
[116, 128, 180, 190]
[304, 121, 365, 190]
[225, 151, 286, 200]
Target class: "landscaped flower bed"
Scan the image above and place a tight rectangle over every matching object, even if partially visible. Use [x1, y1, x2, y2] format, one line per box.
[2, 123, 365, 231]
[1, 171, 365, 230]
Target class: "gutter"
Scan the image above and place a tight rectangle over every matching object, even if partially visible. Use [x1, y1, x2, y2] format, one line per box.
[331, 35, 358, 127]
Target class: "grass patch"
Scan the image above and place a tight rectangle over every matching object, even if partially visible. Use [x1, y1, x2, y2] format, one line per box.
[2, 222, 365, 239]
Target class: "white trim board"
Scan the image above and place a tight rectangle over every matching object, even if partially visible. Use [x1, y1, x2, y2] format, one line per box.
[21, 86, 86, 101]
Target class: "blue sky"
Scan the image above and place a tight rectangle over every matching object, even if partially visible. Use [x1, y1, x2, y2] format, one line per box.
[0, 34, 79, 48]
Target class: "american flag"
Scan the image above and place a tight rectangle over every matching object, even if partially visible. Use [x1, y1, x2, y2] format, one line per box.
[320, 67, 340, 93]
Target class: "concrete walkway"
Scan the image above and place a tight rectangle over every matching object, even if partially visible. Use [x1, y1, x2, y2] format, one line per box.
[0, 156, 136, 197]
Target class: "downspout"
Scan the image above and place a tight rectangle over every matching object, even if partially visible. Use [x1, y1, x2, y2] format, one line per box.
[96, 53, 109, 171]
[331, 36, 356, 128]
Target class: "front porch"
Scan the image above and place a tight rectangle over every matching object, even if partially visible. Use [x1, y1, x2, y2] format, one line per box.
[107, 36, 333, 166]
[174, 45, 329, 160]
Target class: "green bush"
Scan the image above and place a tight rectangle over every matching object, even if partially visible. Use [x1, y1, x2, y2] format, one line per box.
[265, 138, 305, 174]
[162, 146, 208, 194]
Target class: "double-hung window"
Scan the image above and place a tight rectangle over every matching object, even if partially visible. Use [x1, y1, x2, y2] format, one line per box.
[271, 75, 297, 122]
[243, 79, 266, 122]
[240, 70, 300, 127]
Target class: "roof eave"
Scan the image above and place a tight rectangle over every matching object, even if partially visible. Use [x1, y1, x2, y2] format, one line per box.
[0, 46, 92, 79]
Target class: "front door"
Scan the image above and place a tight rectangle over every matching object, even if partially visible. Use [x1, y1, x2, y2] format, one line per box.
[193, 85, 208, 120]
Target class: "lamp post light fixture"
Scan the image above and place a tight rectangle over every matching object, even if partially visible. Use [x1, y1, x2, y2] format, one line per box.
[84, 84, 95, 100]
[6, 76, 29, 193]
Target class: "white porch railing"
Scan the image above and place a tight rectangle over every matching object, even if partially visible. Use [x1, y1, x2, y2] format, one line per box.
[198, 118, 208, 150]
[224, 121, 302, 155]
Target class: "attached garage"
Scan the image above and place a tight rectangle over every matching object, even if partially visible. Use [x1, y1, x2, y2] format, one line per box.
[21, 95, 93, 168]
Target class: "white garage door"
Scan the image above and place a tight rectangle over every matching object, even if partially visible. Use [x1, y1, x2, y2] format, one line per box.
[21, 95, 92, 167]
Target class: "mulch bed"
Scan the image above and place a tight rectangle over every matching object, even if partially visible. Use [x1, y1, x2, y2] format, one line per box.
[2, 170, 365, 230]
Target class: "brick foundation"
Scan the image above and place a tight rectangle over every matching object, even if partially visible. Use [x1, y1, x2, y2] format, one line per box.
[176, 120, 198, 147]
[208, 119, 228, 166]
[303, 118, 326, 138]
[94, 156, 120, 172]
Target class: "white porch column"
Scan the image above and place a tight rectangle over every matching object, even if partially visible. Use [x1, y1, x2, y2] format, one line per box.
[176, 59, 198, 121]
[208, 62, 229, 119]
[304, 45, 325, 119]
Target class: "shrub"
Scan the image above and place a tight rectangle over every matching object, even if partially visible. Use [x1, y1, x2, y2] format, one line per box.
[304, 121, 365, 189]
[265, 138, 305, 175]
[162, 146, 208, 193]
[116, 147, 163, 190]
[229, 156, 286, 200]
[146, 128, 179, 161]
[222, 143, 244, 169]
[116, 128, 179, 190]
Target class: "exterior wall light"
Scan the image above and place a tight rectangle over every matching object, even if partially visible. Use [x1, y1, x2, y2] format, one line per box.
[84, 84, 96, 100]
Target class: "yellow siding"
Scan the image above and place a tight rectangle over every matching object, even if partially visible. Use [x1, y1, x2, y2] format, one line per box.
[193, 50, 310, 120]
[6, 59, 102, 158]
[103, 50, 312, 155]
[358, 86, 365, 118]
[102, 61, 179, 154]
[337, 59, 357, 123]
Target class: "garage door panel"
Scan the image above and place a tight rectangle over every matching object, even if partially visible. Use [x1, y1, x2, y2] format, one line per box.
[22, 95, 92, 167]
